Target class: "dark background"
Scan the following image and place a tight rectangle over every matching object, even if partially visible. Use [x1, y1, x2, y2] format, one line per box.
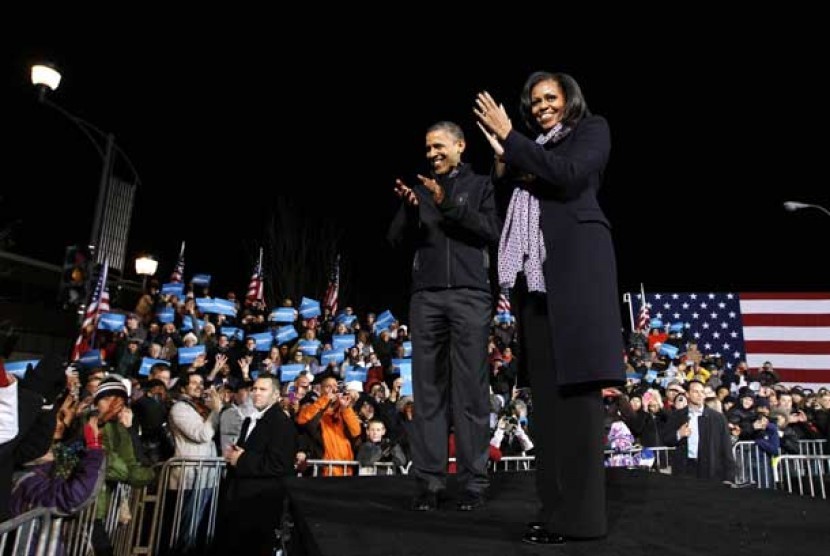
[4, 27, 829, 321]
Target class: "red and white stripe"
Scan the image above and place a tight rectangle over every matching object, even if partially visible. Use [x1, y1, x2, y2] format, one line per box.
[739, 292, 830, 387]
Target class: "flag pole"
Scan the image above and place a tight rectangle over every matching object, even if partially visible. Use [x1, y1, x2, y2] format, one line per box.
[639, 283, 647, 332]
[87, 258, 109, 352]
[257, 247, 264, 301]
[622, 292, 634, 331]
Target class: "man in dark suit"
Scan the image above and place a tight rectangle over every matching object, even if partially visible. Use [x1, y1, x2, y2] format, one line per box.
[662, 379, 736, 481]
[222, 375, 297, 555]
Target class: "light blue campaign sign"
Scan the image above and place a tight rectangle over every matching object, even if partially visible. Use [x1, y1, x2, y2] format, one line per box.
[191, 274, 211, 286]
[212, 299, 237, 317]
[5, 360, 39, 379]
[276, 326, 298, 345]
[178, 346, 206, 365]
[658, 343, 679, 359]
[645, 369, 658, 383]
[162, 283, 184, 297]
[397, 360, 413, 396]
[98, 312, 126, 331]
[344, 368, 368, 383]
[321, 350, 345, 365]
[298, 339, 321, 356]
[221, 327, 243, 340]
[248, 332, 273, 352]
[180, 318, 204, 332]
[195, 298, 216, 313]
[332, 335, 355, 351]
[299, 297, 320, 311]
[299, 304, 321, 319]
[139, 358, 170, 377]
[270, 307, 296, 323]
[157, 307, 175, 324]
[403, 341, 412, 357]
[78, 350, 104, 368]
[335, 314, 357, 326]
[279, 364, 305, 382]
[375, 310, 395, 329]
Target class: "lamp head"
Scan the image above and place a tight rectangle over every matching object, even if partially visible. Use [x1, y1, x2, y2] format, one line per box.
[31, 64, 62, 100]
[135, 255, 158, 277]
[783, 201, 810, 212]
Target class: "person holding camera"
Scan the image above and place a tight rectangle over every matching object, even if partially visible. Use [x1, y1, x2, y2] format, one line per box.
[491, 403, 534, 456]
[296, 375, 361, 476]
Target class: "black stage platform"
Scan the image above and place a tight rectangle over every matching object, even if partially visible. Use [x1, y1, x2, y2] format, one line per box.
[284, 469, 830, 556]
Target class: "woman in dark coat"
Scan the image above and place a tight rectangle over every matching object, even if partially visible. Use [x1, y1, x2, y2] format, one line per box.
[475, 71, 625, 545]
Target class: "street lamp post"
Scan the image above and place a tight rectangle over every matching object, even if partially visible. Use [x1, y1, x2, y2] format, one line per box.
[30, 63, 141, 265]
[135, 255, 158, 292]
[783, 201, 830, 218]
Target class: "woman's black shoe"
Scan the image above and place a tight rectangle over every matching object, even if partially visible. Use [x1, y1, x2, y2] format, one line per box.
[522, 523, 565, 545]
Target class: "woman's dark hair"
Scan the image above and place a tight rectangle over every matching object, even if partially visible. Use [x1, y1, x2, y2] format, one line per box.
[519, 72, 589, 131]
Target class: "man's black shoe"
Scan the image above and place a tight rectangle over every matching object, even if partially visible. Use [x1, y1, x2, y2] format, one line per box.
[410, 490, 439, 511]
[456, 490, 486, 511]
[522, 522, 565, 545]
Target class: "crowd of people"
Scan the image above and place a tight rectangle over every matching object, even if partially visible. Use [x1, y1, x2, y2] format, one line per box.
[4, 70, 829, 554]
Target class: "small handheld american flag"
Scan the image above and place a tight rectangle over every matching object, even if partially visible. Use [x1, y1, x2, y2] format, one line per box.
[323, 254, 340, 315]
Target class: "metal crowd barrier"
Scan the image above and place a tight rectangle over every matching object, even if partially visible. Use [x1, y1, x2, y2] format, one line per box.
[775, 455, 830, 499]
[304, 459, 421, 476]
[644, 446, 675, 472]
[733, 441, 776, 489]
[305, 459, 360, 477]
[797, 439, 826, 457]
[52, 456, 106, 556]
[0, 507, 51, 556]
[151, 456, 226, 555]
[492, 455, 536, 472]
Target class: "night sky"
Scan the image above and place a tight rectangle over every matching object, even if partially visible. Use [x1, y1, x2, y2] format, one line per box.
[4, 30, 829, 320]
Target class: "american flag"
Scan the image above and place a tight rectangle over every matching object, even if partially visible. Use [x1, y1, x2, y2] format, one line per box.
[497, 290, 511, 313]
[323, 255, 340, 315]
[633, 292, 830, 386]
[71, 260, 110, 361]
[636, 300, 651, 332]
[170, 242, 185, 283]
[246, 248, 264, 306]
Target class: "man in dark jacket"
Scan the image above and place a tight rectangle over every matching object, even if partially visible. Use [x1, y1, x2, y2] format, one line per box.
[662, 380, 736, 482]
[388, 121, 501, 511]
[221, 375, 297, 554]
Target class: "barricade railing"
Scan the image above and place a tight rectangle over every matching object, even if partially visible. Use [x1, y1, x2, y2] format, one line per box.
[797, 439, 826, 457]
[150, 456, 226, 555]
[492, 455, 536, 472]
[305, 459, 360, 477]
[775, 455, 830, 500]
[643, 446, 675, 472]
[733, 441, 777, 488]
[0, 507, 51, 556]
[50, 451, 106, 556]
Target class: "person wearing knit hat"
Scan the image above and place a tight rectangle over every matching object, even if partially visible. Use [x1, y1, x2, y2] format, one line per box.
[89, 376, 153, 556]
[94, 376, 129, 405]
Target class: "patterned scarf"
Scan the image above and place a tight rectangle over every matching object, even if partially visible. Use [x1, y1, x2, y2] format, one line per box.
[497, 123, 571, 293]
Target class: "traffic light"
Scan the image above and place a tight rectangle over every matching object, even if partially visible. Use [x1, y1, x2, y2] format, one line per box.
[59, 245, 91, 311]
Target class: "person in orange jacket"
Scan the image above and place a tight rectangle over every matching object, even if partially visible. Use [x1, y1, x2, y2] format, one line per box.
[296, 375, 361, 476]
